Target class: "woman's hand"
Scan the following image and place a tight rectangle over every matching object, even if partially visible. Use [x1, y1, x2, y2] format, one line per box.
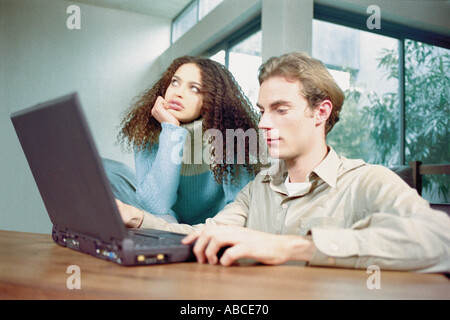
[151, 96, 180, 126]
[115, 199, 144, 228]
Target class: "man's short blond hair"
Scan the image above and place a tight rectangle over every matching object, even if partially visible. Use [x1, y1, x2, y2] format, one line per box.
[258, 52, 345, 135]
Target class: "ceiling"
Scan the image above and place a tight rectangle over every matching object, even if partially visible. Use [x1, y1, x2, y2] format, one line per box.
[69, 0, 192, 19]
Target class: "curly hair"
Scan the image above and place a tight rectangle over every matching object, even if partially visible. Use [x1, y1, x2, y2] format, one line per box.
[118, 56, 261, 184]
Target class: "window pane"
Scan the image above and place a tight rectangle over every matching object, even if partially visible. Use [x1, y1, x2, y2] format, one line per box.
[172, 1, 198, 43]
[313, 19, 400, 167]
[404, 40, 450, 203]
[199, 0, 224, 20]
[228, 30, 262, 110]
[209, 49, 226, 66]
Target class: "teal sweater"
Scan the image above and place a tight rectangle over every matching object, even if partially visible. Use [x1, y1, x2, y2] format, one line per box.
[135, 121, 254, 225]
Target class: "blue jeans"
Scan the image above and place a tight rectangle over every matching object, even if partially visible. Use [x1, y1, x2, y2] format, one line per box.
[102, 158, 177, 224]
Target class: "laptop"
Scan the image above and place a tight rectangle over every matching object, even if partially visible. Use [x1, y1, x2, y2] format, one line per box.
[10, 93, 195, 266]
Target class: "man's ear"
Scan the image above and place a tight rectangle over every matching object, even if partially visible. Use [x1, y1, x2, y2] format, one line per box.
[315, 100, 333, 127]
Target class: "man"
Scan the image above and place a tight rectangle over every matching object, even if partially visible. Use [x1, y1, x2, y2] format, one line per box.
[117, 52, 450, 272]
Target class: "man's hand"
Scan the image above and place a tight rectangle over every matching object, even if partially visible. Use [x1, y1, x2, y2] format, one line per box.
[151, 96, 180, 126]
[182, 225, 316, 266]
[115, 199, 144, 228]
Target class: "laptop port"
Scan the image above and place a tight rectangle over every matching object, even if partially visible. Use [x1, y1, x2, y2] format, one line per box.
[95, 244, 118, 261]
[136, 254, 168, 265]
[62, 235, 79, 250]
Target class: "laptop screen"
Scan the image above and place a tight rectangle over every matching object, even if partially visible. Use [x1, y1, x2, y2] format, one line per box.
[11, 93, 128, 243]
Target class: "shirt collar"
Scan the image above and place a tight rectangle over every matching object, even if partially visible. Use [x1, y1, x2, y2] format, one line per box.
[262, 160, 286, 183]
[262, 146, 341, 189]
[312, 146, 340, 189]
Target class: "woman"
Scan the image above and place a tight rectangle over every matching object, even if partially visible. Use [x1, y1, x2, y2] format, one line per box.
[118, 56, 260, 227]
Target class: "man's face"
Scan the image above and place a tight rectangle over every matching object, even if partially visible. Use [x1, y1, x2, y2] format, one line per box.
[257, 76, 316, 160]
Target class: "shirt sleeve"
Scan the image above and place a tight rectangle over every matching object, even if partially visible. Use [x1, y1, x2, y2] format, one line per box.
[135, 123, 188, 218]
[309, 165, 450, 273]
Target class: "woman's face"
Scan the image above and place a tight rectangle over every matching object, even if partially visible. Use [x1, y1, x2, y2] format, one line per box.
[164, 63, 204, 123]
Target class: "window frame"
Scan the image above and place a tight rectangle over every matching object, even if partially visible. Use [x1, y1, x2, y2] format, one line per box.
[171, 0, 198, 44]
[204, 17, 261, 68]
[171, 0, 226, 44]
[314, 4, 450, 50]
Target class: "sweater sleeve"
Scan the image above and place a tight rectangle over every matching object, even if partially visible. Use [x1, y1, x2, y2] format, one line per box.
[135, 123, 188, 218]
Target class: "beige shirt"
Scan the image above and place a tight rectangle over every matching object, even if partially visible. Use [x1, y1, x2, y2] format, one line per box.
[141, 147, 450, 272]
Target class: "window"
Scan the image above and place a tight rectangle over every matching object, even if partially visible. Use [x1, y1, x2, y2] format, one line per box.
[404, 40, 450, 202]
[198, 0, 223, 20]
[209, 28, 262, 110]
[172, 0, 224, 43]
[313, 19, 400, 166]
[171, 1, 197, 43]
[210, 50, 226, 66]
[228, 30, 262, 109]
[313, 7, 449, 203]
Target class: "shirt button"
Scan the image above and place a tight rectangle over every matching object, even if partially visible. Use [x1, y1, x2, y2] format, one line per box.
[281, 203, 288, 209]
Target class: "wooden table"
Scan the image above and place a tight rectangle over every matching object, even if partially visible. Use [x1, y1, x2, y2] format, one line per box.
[0, 230, 449, 300]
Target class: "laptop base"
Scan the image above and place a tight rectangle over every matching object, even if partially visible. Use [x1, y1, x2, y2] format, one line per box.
[52, 226, 195, 266]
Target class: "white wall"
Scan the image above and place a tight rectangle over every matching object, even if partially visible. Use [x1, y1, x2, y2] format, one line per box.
[0, 0, 171, 233]
[262, 0, 313, 60]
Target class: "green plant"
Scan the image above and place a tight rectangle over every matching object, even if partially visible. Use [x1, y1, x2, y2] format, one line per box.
[328, 40, 449, 202]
